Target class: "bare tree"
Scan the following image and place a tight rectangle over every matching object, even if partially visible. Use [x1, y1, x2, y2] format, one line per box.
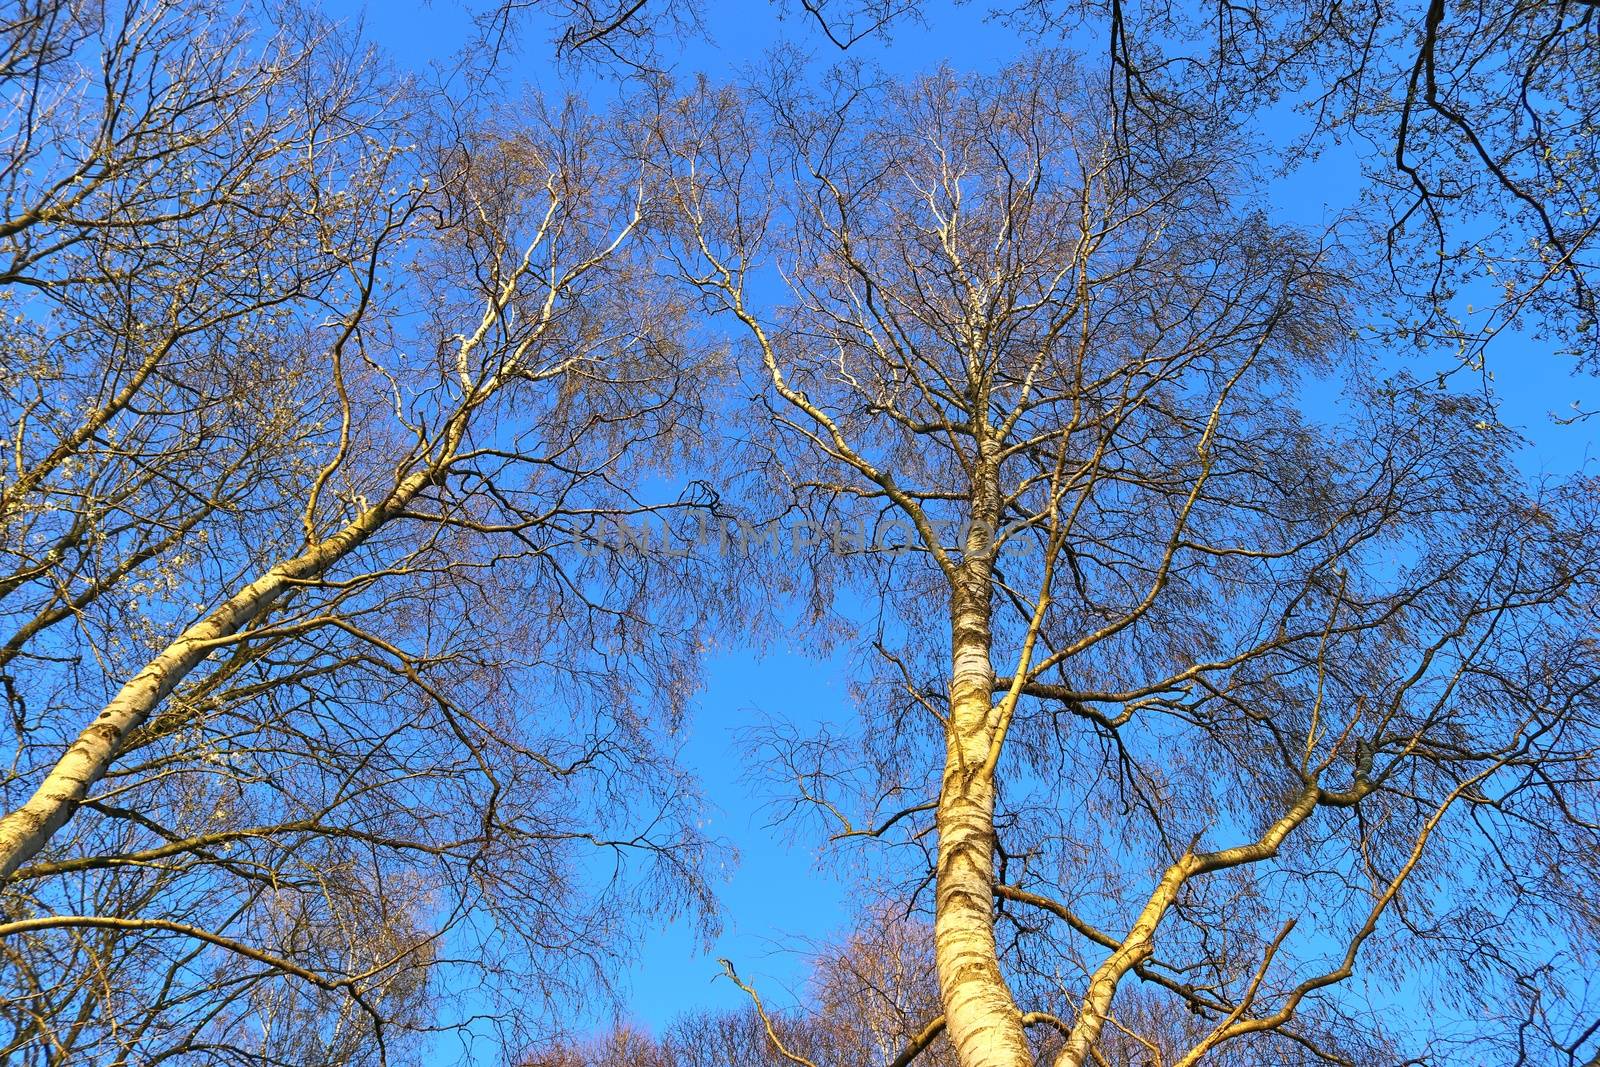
[0, 2, 723, 1060]
[660, 57, 1600, 1067]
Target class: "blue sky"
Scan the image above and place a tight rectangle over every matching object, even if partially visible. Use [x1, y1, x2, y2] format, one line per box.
[330, 0, 1598, 1048]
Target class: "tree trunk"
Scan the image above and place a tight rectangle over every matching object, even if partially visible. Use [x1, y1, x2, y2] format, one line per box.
[934, 553, 1032, 1067]
[0, 465, 436, 881]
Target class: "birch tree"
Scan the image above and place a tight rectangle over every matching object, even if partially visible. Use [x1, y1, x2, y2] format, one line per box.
[662, 58, 1600, 1067]
[0, 2, 720, 1059]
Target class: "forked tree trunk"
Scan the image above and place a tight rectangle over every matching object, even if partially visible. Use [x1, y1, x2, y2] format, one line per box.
[934, 550, 1033, 1067]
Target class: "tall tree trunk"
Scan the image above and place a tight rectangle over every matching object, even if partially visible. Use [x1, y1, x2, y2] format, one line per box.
[934, 497, 1032, 1067]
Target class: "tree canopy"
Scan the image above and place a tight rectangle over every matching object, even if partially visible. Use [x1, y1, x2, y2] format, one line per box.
[0, 2, 1596, 1065]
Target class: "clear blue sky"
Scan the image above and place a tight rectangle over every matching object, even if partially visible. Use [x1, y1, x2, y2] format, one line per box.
[332, 0, 1597, 1047]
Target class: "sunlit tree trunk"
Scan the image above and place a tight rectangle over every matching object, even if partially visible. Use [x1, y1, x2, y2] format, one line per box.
[934, 471, 1032, 1067]
[0, 460, 443, 880]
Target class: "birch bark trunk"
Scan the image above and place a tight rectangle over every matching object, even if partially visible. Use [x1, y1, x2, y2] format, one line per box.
[0, 460, 441, 880]
[934, 474, 1033, 1067]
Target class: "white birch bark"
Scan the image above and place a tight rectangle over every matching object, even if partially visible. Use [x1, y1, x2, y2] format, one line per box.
[934, 480, 1033, 1067]
[0, 451, 449, 879]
